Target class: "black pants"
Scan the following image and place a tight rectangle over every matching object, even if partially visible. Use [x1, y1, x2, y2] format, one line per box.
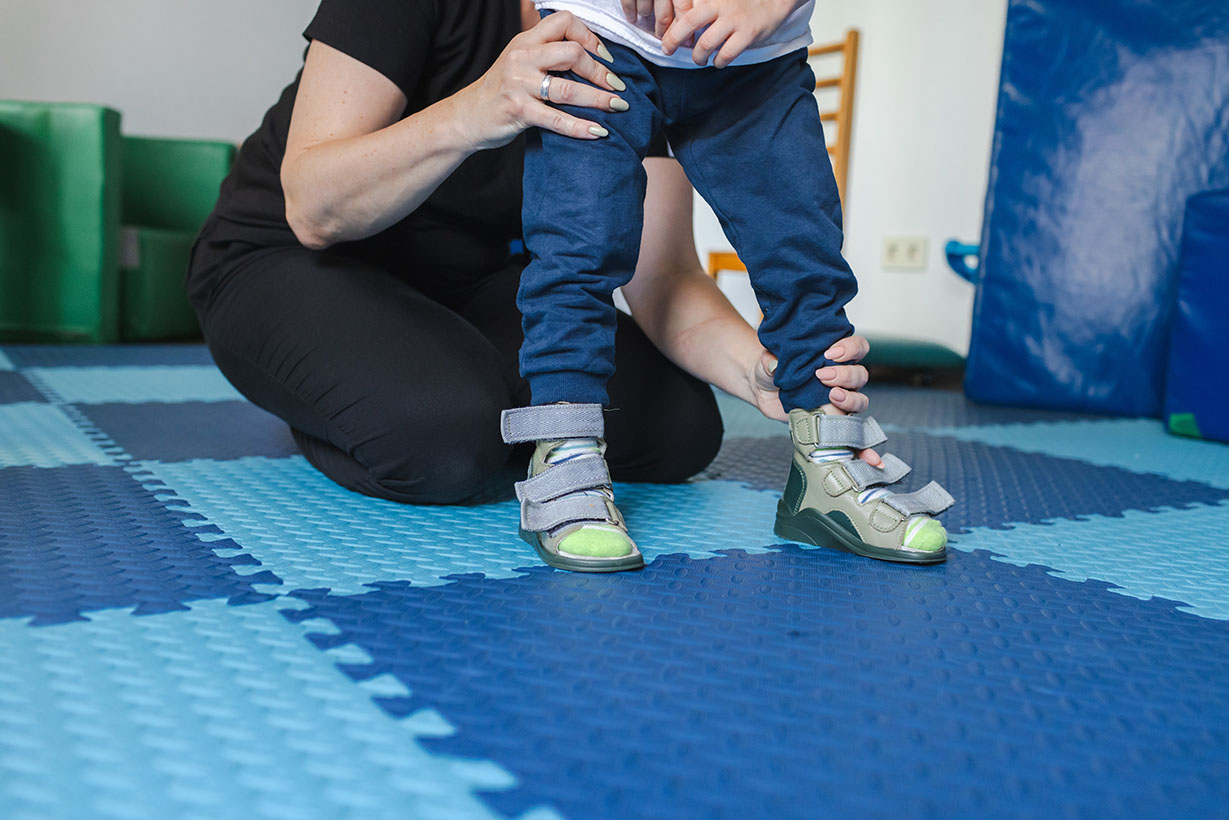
[188, 240, 723, 504]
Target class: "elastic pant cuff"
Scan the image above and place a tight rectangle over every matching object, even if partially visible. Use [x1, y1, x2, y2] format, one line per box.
[530, 372, 610, 407]
[779, 380, 832, 414]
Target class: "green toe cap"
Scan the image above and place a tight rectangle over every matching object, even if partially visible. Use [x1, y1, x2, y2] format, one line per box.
[559, 527, 635, 558]
[907, 519, 948, 553]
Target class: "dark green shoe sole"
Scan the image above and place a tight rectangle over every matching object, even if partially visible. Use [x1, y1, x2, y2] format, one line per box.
[519, 528, 645, 573]
[773, 501, 946, 565]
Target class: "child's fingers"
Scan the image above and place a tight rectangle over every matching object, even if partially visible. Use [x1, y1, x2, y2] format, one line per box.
[690, 18, 733, 65]
[653, 0, 675, 38]
[620, 0, 638, 22]
[636, 0, 654, 21]
[661, 6, 715, 55]
[712, 28, 753, 69]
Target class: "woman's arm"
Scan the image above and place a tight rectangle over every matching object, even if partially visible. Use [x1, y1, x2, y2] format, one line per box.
[621, 158, 881, 461]
[282, 12, 627, 249]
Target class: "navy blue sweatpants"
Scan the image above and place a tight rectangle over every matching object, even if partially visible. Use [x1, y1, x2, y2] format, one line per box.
[520, 40, 857, 412]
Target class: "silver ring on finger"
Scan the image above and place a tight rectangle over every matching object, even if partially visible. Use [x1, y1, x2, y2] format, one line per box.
[539, 74, 553, 102]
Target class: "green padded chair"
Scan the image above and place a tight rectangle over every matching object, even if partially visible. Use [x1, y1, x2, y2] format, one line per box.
[120, 136, 235, 341]
[0, 100, 234, 342]
[0, 101, 122, 342]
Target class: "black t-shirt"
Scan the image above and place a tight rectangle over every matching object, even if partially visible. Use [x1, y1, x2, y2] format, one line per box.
[202, 0, 527, 283]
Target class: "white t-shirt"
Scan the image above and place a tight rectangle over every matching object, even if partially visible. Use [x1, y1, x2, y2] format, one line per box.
[537, 0, 813, 68]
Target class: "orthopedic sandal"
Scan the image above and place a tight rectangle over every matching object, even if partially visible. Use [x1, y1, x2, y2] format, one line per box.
[774, 408, 955, 564]
[500, 403, 644, 573]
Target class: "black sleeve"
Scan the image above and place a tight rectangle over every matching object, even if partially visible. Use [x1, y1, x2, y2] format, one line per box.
[304, 0, 438, 100]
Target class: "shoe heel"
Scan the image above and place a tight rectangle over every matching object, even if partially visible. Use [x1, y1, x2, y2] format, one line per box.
[773, 501, 853, 554]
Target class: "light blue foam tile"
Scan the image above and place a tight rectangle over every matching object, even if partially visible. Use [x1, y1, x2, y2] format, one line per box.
[519, 808, 570, 820]
[137, 457, 783, 595]
[24, 366, 243, 404]
[0, 403, 120, 468]
[952, 503, 1229, 621]
[0, 350, 13, 371]
[0, 599, 512, 820]
[931, 419, 1229, 489]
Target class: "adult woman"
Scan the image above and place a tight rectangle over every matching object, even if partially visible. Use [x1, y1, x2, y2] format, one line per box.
[188, 0, 874, 508]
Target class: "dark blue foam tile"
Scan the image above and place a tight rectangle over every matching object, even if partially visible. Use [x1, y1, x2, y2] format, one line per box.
[76, 401, 299, 462]
[0, 465, 280, 625]
[2, 344, 213, 368]
[0, 371, 46, 404]
[701, 432, 1229, 533]
[861, 385, 1104, 429]
[286, 548, 1229, 820]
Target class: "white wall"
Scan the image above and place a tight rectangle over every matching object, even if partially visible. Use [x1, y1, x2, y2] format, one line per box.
[0, 0, 318, 142]
[700, 0, 1008, 356]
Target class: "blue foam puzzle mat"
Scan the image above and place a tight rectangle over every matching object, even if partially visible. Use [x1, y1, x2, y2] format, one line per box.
[1, 343, 1227, 819]
[286, 547, 1229, 820]
[0, 371, 45, 404]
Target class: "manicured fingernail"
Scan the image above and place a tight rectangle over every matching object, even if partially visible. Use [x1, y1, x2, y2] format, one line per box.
[597, 42, 614, 62]
[824, 347, 841, 359]
[768, 359, 778, 374]
[831, 388, 847, 401]
[607, 72, 627, 92]
[610, 97, 629, 112]
[589, 125, 609, 137]
[817, 367, 836, 381]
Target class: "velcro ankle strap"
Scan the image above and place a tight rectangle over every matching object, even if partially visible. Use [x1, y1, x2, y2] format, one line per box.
[790, 412, 887, 449]
[882, 481, 955, 516]
[522, 495, 616, 532]
[515, 455, 610, 504]
[501, 403, 604, 444]
[843, 453, 911, 491]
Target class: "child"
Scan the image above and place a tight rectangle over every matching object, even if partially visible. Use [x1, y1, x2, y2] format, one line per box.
[500, 0, 953, 572]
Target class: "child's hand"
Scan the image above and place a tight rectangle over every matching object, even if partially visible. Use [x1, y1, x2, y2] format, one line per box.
[661, 0, 800, 68]
[619, 0, 677, 38]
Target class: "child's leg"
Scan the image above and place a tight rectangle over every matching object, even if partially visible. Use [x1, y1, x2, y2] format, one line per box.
[518, 43, 664, 407]
[661, 51, 855, 413]
[663, 55, 953, 562]
[507, 41, 665, 572]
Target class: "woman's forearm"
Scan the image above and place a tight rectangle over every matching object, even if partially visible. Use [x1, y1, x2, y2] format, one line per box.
[282, 15, 623, 250]
[282, 93, 476, 249]
[628, 265, 764, 405]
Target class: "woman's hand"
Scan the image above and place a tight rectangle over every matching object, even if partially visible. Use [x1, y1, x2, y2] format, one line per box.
[458, 11, 628, 151]
[661, 0, 801, 68]
[751, 336, 883, 466]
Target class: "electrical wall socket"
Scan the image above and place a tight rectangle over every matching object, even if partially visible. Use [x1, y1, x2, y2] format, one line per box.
[882, 236, 929, 271]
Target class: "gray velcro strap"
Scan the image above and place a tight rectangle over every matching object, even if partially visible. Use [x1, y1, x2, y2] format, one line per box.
[522, 495, 615, 532]
[794, 413, 888, 449]
[515, 456, 610, 504]
[501, 403, 604, 444]
[882, 481, 955, 516]
[843, 453, 911, 491]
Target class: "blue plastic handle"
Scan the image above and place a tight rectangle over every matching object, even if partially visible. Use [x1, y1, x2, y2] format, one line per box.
[945, 240, 980, 283]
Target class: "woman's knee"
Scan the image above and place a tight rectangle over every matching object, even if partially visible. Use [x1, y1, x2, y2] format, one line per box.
[356, 399, 513, 504]
[607, 384, 724, 483]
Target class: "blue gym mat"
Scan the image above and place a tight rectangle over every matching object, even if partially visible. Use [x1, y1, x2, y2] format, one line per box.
[1, 345, 1227, 819]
